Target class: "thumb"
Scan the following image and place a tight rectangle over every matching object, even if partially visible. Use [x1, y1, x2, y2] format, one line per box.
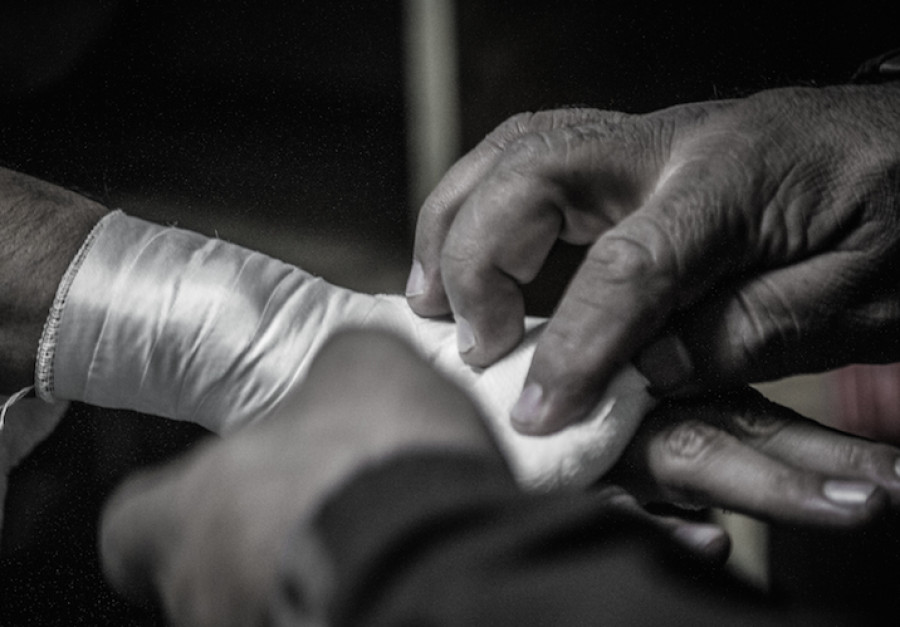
[512, 156, 752, 434]
[637, 252, 876, 391]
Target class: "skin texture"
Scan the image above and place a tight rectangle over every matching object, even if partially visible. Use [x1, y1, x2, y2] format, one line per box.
[405, 84, 900, 435]
[0, 167, 107, 392]
[99, 330, 900, 626]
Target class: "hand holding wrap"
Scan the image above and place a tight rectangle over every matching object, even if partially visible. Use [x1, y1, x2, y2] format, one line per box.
[37, 212, 655, 489]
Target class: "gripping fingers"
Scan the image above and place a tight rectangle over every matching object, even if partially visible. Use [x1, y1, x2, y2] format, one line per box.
[440, 118, 674, 369]
[633, 396, 891, 528]
[511, 140, 767, 434]
[407, 108, 626, 317]
[594, 485, 731, 563]
[440, 164, 568, 366]
[512, 228, 682, 434]
[714, 392, 900, 506]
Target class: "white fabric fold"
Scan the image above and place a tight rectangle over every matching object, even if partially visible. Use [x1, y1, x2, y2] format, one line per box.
[39, 211, 655, 490]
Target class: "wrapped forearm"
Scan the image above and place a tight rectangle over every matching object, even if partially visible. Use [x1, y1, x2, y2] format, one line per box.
[36, 211, 375, 433]
[36, 212, 655, 489]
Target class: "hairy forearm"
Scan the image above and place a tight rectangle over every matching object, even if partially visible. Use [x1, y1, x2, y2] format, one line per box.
[0, 167, 107, 392]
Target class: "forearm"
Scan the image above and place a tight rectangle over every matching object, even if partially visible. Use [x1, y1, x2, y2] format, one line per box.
[36, 209, 651, 488]
[0, 167, 107, 393]
[38, 210, 382, 433]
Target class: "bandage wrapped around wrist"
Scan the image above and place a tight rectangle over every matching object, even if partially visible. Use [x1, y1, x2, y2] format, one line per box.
[36, 211, 655, 490]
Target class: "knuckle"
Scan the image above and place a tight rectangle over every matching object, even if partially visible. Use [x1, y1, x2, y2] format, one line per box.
[490, 108, 602, 145]
[530, 108, 582, 129]
[487, 111, 537, 149]
[648, 420, 730, 504]
[502, 131, 557, 167]
[659, 419, 723, 462]
[530, 107, 618, 131]
[584, 233, 670, 290]
[490, 127, 593, 194]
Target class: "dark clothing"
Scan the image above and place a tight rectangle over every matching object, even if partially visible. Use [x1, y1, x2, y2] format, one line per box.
[1, 404, 205, 626]
[3, 417, 898, 626]
[290, 452, 871, 626]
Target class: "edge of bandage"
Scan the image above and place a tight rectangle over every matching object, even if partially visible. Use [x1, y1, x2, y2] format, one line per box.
[34, 210, 120, 403]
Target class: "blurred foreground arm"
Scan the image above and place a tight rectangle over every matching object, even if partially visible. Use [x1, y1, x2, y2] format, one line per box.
[101, 330, 900, 626]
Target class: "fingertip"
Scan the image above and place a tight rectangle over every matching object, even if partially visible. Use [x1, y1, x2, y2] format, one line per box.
[455, 313, 525, 368]
[510, 382, 548, 433]
[445, 270, 527, 368]
[405, 259, 451, 317]
[404, 259, 427, 298]
[510, 381, 589, 435]
[456, 317, 477, 355]
[821, 479, 889, 526]
[671, 523, 731, 564]
[509, 331, 613, 435]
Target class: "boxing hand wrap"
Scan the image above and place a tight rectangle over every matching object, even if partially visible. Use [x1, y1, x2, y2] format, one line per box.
[35, 211, 378, 434]
[36, 212, 655, 489]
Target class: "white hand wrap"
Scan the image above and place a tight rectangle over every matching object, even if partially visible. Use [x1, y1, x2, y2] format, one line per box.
[36, 211, 655, 490]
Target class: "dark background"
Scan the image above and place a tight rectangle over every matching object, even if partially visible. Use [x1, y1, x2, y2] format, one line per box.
[1, 1, 898, 624]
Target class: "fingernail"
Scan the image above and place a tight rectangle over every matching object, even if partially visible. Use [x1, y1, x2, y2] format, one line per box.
[637, 335, 694, 395]
[405, 260, 426, 297]
[894, 458, 900, 478]
[457, 318, 476, 354]
[823, 479, 877, 506]
[511, 383, 545, 431]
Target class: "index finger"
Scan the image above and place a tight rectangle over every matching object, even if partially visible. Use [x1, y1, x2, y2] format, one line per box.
[407, 108, 624, 317]
[631, 393, 894, 527]
[512, 153, 754, 434]
[439, 117, 672, 367]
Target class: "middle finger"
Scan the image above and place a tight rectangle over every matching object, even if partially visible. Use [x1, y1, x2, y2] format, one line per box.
[614, 391, 894, 527]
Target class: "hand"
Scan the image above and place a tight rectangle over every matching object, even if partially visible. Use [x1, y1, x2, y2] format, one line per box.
[99, 332, 900, 625]
[99, 329, 498, 626]
[96, 330, 715, 625]
[607, 387, 900, 527]
[406, 84, 900, 434]
[0, 167, 106, 392]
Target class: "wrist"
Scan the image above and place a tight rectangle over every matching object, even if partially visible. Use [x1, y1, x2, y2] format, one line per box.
[38, 211, 378, 433]
[0, 168, 107, 392]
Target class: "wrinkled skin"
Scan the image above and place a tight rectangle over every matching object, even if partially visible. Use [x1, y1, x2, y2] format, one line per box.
[100, 330, 900, 626]
[406, 85, 900, 434]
